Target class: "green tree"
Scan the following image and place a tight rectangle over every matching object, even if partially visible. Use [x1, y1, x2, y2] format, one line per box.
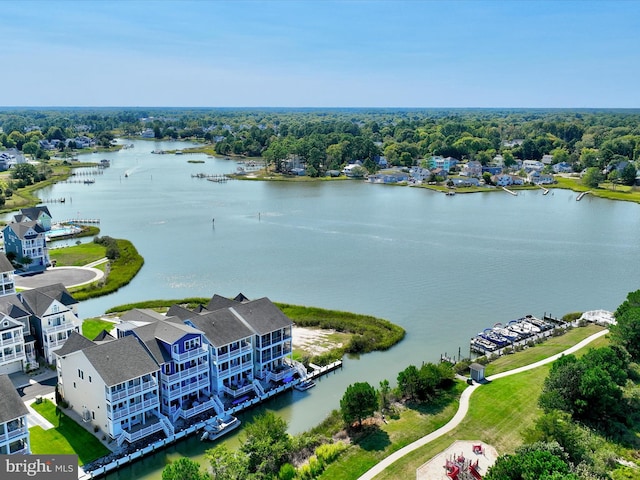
[340, 381, 377, 426]
[581, 167, 603, 188]
[240, 411, 291, 477]
[22, 141, 39, 156]
[620, 162, 638, 186]
[162, 457, 210, 480]
[205, 444, 248, 480]
[397, 365, 420, 400]
[484, 442, 577, 480]
[11, 163, 38, 184]
[611, 289, 640, 360]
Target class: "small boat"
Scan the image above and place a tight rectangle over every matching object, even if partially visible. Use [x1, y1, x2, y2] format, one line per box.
[293, 379, 316, 391]
[200, 416, 240, 441]
[124, 173, 128, 178]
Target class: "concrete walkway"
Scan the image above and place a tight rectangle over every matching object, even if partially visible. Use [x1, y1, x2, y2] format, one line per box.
[357, 328, 610, 480]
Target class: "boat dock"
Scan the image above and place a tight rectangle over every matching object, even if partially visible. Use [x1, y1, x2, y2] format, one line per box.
[59, 218, 100, 224]
[191, 173, 230, 183]
[469, 314, 564, 355]
[576, 191, 591, 201]
[501, 186, 518, 196]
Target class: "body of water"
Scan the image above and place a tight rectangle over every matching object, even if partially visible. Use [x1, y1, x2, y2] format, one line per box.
[18, 139, 640, 478]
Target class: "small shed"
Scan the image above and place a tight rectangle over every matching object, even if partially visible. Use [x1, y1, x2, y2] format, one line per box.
[469, 363, 486, 383]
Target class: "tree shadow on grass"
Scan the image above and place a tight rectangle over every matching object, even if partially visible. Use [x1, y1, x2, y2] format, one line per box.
[403, 382, 463, 416]
[351, 424, 391, 452]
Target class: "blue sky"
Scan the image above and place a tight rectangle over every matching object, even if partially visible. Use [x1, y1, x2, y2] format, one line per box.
[2, 0, 639, 108]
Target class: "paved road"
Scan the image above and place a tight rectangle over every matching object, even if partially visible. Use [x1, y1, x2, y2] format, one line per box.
[357, 328, 610, 480]
[15, 264, 105, 290]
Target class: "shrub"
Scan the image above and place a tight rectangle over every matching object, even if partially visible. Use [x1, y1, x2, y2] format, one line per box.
[278, 463, 296, 480]
[315, 442, 347, 464]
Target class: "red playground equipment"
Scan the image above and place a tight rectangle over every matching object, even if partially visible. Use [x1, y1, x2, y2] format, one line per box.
[444, 451, 483, 480]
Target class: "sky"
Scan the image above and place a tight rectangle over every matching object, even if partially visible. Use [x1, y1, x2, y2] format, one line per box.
[1, 0, 639, 108]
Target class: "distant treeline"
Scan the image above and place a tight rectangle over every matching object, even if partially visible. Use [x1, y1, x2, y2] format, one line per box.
[2, 108, 640, 177]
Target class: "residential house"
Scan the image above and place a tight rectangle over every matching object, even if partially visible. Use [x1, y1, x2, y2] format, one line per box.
[0, 316, 26, 375]
[56, 333, 168, 446]
[20, 283, 81, 365]
[122, 319, 215, 423]
[492, 154, 504, 167]
[2, 221, 50, 273]
[482, 166, 503, 176]
[409, 166, 431, 183]
[492, 174, 524, 186]
[342, 163, 364, 177]
[13, 206, 53, 232]
[185, 308, 256, 404]
[428, 156, 459, 172]
[522, 160, 544, 172]
[0, 296, 37, 371]
[552, 162, 573, 174]
[541, 154, 554, 165]
[461, 161, 482, 178]
[0, 374, 30, 454]
[431, 167, 448, 179]
[366, 169, 409, 184]
[527, 171, 554, 184]
[0, 148, 25, 170]
[140, 129, 155, 138]
[450, 177, 481, 187]
[0, 252, 16, 297]
[503, 139, 524, 148]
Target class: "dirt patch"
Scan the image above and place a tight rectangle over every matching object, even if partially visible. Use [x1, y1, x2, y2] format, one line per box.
[292, 326, 345, 356]
[416, 440, 499, 479]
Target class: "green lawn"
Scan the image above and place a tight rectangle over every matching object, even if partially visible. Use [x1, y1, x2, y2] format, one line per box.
[49, 242, 106, 266]
[30, 399, 110, 465]
[318, 382, 467, 480]
[82, 318, 116, 340]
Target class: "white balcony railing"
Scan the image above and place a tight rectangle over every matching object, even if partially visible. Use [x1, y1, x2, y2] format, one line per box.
[108, 379, 157, 402]
[120, 420, 163, 444]
[110, 398, 158, 421]
[221, 383, 255, 398]
[164, 363, 208, 383]
[172, 346, 208, 363]
[44, 322, 75, 335]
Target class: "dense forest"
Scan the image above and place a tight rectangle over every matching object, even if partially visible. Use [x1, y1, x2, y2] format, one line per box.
[1, 108, 640, 179]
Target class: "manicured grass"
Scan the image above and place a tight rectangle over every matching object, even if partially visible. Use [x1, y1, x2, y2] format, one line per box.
[68, 239, 144, 301]
[82, 318, 116, 340]
[316, 382, 467, 480]
[50, 242, 107, 266]
[30, 399, 110, 465]
[484, 324, 606, 376]
[551, 176, 640, 203]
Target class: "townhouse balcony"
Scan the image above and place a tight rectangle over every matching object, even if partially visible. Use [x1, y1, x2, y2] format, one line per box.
[171, 398, 216, 421]
[221, 383, 255, 398]
[164, 363, 208, 383]
[0, 425, 28, 443]
[265, 366, 296, 383]
[164, 376, 210, 399]
[0, 351, 26, 364]
[258, 333, 291, 349]
[214, 343, 251, 362]
[109, 398, 159, 421]
[9, 445, 30, 455]
[107, 379, 157, 402]
[118, 418, 164, 445]
[172, 346, 208, 363]
[44, 322, 75, 336]
[218, 360, 252, 377]
[0, 334, 23, 347]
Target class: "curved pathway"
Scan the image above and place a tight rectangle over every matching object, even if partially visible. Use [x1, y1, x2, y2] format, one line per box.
[358, 328, 610, 480]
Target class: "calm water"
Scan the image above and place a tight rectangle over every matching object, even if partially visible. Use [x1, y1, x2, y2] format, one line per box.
[22, 139, 640, 478]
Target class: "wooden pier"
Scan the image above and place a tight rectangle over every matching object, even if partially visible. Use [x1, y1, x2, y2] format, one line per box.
[60, 218, 100, 224]
[191, 173, 230, 183]
[501, 186, 518, 196]
[576, 191, 591, 201]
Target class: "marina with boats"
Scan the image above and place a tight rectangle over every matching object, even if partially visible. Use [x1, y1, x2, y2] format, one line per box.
[470, 314, 565, 355]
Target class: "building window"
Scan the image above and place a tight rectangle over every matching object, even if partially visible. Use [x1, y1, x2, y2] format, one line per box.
[78, 369, 84, 379]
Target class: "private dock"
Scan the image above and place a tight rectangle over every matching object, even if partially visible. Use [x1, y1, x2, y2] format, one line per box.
[576, 191, 591, 201]
[501, 186, 518, 196]
[60, 218, 100, 224]
[191, 173, 229, 183]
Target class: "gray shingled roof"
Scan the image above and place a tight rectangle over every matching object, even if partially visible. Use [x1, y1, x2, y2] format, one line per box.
[120, 308, 166, 324]
[0, 294, 30, 320]
[0, 316, 23, 332]
[131, 319, 201, 364]
[189, 309, 253, 347]
[231, 297, 293, 335]
[5, 220, 45, 239]
[166, 304, 197, 321]
[19, 206, 51, 222]
[83, 335, 159, 387]
[206, 294, 239, 312]
[0, 374, 28, 423]
[0, 252, 14, 273]
[55, 331, 96, 357]
[20, 283, 77, 317]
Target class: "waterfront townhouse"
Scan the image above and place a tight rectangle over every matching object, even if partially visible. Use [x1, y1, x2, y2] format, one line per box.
[231, 298, 297, 384]
[0, 294, 39, 373]
[20, 283, 81, 365]
[184, 308, 257, 403]
[121, 318, 215, 424]
[0, 252, 16, 297]
[0, 374, 30, 454]
[13, 206, 53, 232]
[0, 316, 27, 375]
[2, 221, 50, 273]
[56, 333, 168, 446]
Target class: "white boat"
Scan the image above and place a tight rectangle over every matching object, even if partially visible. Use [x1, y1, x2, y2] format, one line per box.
[200, 416, 240, 441]
[293, 379, 316, 391]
